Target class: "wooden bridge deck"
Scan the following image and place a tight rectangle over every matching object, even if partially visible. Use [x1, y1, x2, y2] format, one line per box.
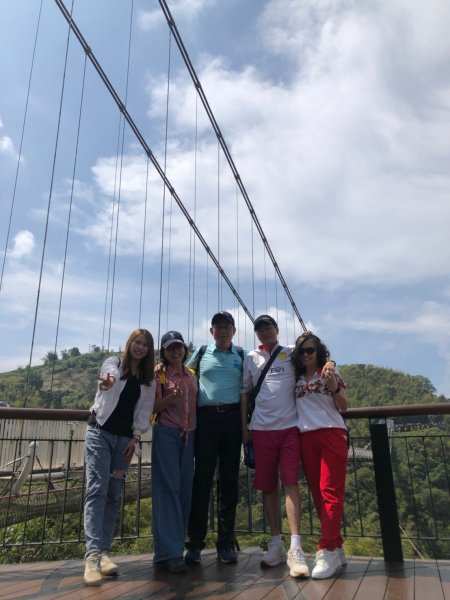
[0, 548, 449, 600]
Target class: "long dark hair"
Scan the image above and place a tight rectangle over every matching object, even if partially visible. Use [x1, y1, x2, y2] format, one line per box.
[121, 329, 155, 385]
[291, 332, 330, 379]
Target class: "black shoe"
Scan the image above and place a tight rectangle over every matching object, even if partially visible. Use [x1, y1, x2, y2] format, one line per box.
[185, 548, 201, 565]
[166, 558, 187, 574]
[217, 547, 238, 564]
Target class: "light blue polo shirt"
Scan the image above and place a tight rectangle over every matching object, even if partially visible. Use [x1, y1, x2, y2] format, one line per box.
[186, 343, 245, 406]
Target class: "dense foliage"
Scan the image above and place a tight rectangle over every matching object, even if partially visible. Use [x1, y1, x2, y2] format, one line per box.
[0, 353, 449, 563]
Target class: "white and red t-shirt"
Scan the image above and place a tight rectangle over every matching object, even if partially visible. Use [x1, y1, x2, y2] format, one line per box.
[243, 345, 297, 431]
[295, 369, 347, 433]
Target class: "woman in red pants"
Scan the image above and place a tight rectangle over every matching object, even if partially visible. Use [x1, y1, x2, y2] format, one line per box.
[291, 332, 348, 579]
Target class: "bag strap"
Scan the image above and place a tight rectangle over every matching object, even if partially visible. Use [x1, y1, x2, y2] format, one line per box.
[195, 345, 207, 380]
[252, 345, 283, 401]
[235, 346, 245, 363]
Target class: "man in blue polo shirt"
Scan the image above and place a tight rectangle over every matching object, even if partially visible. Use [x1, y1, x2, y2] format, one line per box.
[185, 311, 244, 565]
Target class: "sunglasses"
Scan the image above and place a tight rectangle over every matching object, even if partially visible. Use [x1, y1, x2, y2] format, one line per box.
[298, 347, 316, 355]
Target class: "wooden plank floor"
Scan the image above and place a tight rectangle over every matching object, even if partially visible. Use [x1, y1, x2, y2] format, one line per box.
[0, 549, 449, 600]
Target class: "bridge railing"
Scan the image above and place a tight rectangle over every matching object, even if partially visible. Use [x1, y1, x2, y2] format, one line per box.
[0, 404, 449, 561]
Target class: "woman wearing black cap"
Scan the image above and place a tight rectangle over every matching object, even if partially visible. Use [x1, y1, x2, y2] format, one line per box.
[151, 331, 197, 573]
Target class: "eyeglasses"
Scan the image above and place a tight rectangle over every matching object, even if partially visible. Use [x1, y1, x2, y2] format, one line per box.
[298, 347, 316, 355]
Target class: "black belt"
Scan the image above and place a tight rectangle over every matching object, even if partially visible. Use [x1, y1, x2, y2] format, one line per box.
[198, 404, 240, 414]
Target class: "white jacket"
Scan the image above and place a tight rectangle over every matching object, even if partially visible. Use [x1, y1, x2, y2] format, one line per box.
[90, 356, 155, 436]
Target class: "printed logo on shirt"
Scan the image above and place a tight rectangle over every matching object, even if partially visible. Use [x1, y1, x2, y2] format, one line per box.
[278, 352, 288, 361]
[270, 366, 285, 375]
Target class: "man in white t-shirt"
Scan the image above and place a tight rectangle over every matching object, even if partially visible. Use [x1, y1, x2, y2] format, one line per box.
[240, 315, 309, 579]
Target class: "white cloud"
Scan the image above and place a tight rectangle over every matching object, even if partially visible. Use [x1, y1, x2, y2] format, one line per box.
[344, 301, 450, 342]
[0, 116, 18, 159]
[138, 0, 214, 31]
[74, 0, 450, 292]
[342, 300, 450, 395]
[9, 230, 35, 259]
[0, 135, 16, 156]
[140, 0, 450, 287]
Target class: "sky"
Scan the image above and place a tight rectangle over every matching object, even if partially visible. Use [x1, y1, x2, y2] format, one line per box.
[1, 0, 450, 398]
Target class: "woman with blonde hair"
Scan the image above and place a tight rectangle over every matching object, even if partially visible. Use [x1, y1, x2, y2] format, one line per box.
[83, 329, 156, 586]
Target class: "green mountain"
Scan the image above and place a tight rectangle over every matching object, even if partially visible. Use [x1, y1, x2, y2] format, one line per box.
[0, 350, 448, 411]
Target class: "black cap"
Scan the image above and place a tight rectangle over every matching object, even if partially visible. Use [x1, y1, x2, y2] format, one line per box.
[254, 314, 278, 331]
[211, 311, 235, 327]
[160, 330, 185, 349]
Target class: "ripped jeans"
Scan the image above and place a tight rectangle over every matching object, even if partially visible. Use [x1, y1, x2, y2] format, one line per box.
[84, 425, 130, 558]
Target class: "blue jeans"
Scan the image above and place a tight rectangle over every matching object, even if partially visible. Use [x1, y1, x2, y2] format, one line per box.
[84, 425, 130, 558]
[152, 424, 194, 563]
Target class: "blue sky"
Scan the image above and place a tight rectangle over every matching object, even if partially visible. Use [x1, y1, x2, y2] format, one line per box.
[1, 0, 450, 398]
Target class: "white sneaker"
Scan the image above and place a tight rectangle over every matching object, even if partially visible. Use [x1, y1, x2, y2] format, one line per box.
[337, 547, 347, 567]
[100, 552, 119, 576]
[83, 554, 102, 586]
[311, 549, 342, 579]
[261, 539, 287, 568]
[287, 548, 309, 578]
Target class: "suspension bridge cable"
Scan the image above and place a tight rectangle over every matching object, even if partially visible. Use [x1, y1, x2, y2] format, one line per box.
[274, 265, 279, 325]
[187, 201, 192, 340]
[251, 220, 255, 316]
[53, 0, 255, 324]
[217, 140, 221, 310]
[0, 0, 43, 297]
[165, 58, 174, 332]
[158, 0, 307, 332]
[138, 156, 150, 327]
[107, 0, 134, 351]
[263, 245, 268, 314]
[251, 219, 255, 346]
[101, 117, 121, 350]
[284, 292, 289, 347]
[205, 252, 209, 339]
[25, 0, 74, 407]
[235, 183, 240, 343]
[157, 30, 172, 346]
[191, 93, 198, 343]
[50, 51, 88, 394]
[165, 195, 173, 332]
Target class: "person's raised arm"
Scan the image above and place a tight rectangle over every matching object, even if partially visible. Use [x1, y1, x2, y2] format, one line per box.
[333, 388, 348, 412]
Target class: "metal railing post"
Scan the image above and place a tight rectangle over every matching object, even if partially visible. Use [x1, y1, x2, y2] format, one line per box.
[369, 419, 403, 562]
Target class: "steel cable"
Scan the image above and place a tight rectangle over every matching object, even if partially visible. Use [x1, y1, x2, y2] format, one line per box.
[25, 0, 74, 406]
[107, 0, 134, 351]
[0, 0, 44, 298]
[158, 0, 307, 333]
[157, 31, 172, 346]
[50, 52, 88, 395]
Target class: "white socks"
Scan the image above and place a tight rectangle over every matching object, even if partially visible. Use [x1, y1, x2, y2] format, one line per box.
[271, 534, 282, 546]
[270, 534, 302, 550]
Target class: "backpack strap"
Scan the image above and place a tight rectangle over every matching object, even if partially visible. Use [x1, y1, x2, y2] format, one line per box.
[194, 345, 207, 380]
[235, 346, 245, 364]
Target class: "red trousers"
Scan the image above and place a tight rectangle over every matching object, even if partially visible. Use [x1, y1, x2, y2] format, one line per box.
[300, 428, 347, 550]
